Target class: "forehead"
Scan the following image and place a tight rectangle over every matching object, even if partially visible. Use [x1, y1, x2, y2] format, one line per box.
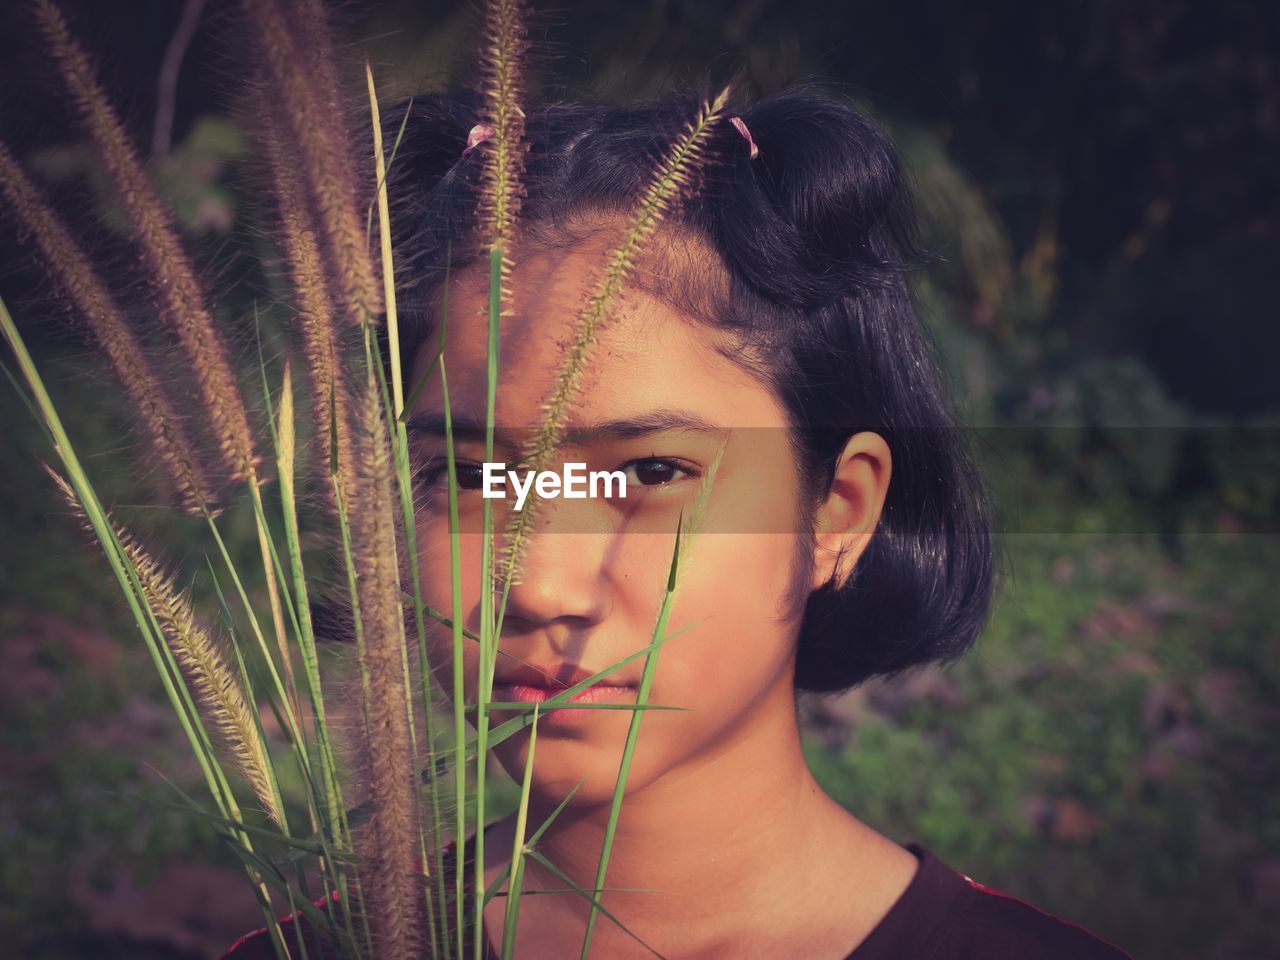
[410, 222, 784, 431]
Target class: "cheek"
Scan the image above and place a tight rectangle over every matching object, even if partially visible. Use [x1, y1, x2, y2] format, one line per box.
[414, 519, 487, 688]
[416, 522, 485, 594]
[658, 533, 803, 701]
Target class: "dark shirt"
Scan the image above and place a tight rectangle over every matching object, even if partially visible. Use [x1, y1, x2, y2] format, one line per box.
[847, 843, 1133, 959]
[224, 835, 1134, 959]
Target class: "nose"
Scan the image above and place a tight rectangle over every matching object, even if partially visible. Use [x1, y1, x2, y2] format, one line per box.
[499, 525, 613, 637]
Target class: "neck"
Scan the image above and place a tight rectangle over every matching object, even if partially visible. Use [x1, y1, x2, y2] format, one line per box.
[481, 677, 868, 954]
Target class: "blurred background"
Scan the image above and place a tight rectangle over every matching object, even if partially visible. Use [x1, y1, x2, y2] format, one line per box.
[1, 0, 1277, 957]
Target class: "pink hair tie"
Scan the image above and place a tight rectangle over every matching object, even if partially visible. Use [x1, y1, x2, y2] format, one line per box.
[463, 122, 495, 157]
[730, 116, 759, 159]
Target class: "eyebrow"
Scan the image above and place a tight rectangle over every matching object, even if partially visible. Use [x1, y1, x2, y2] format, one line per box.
[403, 409, 725, 447]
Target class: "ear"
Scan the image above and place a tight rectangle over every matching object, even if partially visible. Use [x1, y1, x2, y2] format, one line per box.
[810, 432, 892, 591]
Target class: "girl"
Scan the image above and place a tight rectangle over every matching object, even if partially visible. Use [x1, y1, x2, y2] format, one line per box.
[228, 84, 1132, 959]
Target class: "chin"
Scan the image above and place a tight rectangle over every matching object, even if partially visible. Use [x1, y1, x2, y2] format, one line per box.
[490, 734, 658, 809]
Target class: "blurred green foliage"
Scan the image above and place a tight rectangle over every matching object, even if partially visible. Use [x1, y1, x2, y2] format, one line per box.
[805, 533, 1280, 959]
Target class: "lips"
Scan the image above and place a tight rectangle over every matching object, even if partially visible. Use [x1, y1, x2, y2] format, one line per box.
[489, 662, 637, 720]
[493, 662, 634, 690]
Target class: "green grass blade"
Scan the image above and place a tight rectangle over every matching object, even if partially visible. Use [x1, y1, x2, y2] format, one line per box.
[1, 296, 292, 956]
[525, 851, 669, 960]
[439, 356, 467, 960]
[368, 63, 446, 957]
[473, 240, 504, 960]
[500, 704, 539, 959]
[400, 239, 451, 420]
[578, 444, 722, 958]
[579, 522, 684, 960]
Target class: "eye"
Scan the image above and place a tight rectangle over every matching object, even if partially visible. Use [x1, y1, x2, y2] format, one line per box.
[415, 459, 486, 491]
[620, 457, 696, 488]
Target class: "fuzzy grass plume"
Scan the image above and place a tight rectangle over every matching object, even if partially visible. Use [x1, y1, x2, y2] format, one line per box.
[256, 102, 356, 492]
[237, 0, 383, 327]
[476, 0, 530, 251]
[468, 6, 535, 954]
[293, 0, 344, 123]
[18, 0, 303, 720]
[240, 6, 425, 952]
[342, 360, 422, 960]
[35, 0, 260, 487]
[0, 142, 219, 516]
[5, 3, 738, 958]
[499, 84, 735, 585]
[47, 469, 283, 828]
[124, 534, 284, 830]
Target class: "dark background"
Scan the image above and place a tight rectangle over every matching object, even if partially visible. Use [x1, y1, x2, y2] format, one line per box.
[4, 0, 1278, 415]
[1, 2, 1277, 958]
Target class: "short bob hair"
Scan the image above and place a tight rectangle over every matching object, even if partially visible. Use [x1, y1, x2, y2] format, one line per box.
[386, 82, 998, 695]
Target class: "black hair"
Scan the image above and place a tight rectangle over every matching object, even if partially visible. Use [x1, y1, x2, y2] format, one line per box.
[385, 82, 997, 695]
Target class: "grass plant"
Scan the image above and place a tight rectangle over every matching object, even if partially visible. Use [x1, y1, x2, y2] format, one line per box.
[0, 1, 738, 957]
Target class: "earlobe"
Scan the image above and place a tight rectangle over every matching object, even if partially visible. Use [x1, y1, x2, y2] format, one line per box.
[810, 432, 892, 591]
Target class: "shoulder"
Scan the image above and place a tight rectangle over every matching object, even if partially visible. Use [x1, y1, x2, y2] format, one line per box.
[917, 846, 1135, 960]
[220, 889, 342, 959]
[221, 890, 348, 957]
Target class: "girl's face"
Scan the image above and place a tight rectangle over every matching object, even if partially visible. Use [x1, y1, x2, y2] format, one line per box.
[407, 226, 814, 806]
